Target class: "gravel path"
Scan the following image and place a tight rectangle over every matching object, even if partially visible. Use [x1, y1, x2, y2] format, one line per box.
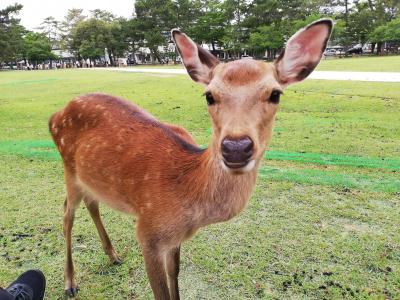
[90, 68, 400, 82]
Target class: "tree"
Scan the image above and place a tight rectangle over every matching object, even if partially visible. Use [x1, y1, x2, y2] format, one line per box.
[109, 18, 130, 59]
[331, 0, 399, 48]
[23, 32, 57, 65]
[385, 17, 400, 41]
[369, 17, 400, 53]
[189, 0, 226, 53]
[90, 9, 116, 22]
[244, 0, 329, 57]
[173, 0, 201, 33]
[0, 3, 26, 65]
[223, 0, 249, 56]
[249, 24, 284, 59]
[37, 16, 61, 49]
[133, 0, 176, 63]
[71, 18, 112, 61]
[60, 8, 86, 51]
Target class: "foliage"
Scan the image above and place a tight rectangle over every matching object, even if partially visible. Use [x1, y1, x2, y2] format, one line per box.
[370, 17, 400, 42]
[23, 32, 57, 63]
[36, 16, 61, 50]
[385, 17, 400, 40]
[59, 8, 87, 51]
[189, 0, 227, 51]
[248, 24, 284, 57]
[0, 4, 25, 64]
[68, 15, 130, 62]
[1, 1, 399, 65]
[70, 18, 110, 60]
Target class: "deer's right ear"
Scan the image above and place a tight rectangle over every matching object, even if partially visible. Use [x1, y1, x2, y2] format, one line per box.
[172, 29, 219, 85]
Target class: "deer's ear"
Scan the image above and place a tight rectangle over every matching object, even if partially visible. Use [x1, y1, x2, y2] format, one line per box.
[172, 29, 219, 85]
[275, 19, 333, 86]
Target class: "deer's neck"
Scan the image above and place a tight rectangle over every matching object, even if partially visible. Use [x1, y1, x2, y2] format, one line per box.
[180, 143, 258, 227]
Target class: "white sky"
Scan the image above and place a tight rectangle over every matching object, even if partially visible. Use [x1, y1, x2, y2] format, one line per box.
[1, 0, 135, 30]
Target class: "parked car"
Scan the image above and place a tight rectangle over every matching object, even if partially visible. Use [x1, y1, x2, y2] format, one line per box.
[241, 55, 253, 59]
[347, 47, 363, 54]
[335, 49, 345, 56]
[324, 48, 336, 56]
[363, 47, 372, 54]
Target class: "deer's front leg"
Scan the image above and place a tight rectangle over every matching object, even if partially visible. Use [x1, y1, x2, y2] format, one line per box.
[138, 220, 171, 300]
[166, 245, 181, 300]
[141, 245, 170, 300]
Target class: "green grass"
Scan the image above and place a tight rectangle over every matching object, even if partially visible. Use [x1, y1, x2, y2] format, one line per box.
[317, 55, 400, 72]
[129, 64, 184, 68]
[127, 55, 400, 72]
[0, 69, 399, 299]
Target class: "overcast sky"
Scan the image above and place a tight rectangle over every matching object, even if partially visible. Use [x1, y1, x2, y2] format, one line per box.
[1, 0, 135, 30]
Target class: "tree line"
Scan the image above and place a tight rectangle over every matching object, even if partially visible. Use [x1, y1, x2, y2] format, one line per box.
[0, 0, 399, 66]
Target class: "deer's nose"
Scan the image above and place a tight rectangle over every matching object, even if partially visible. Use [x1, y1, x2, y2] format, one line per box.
[221, 136, 254, 168]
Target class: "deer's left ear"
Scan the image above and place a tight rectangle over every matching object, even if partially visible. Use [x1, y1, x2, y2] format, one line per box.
[172, 29, 219, 85]
[275, 19, 333, 86]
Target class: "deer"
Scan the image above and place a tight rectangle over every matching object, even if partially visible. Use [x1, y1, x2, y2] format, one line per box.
[49, 19, 333, 299]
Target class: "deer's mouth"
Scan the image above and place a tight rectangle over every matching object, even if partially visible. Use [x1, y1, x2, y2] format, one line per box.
[223, 160, 249, 169]
[222, 159, 255, 173]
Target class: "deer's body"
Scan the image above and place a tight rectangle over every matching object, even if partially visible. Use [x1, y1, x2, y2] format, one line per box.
[50, 20, 332, 299]
[50, 93, 256, 233]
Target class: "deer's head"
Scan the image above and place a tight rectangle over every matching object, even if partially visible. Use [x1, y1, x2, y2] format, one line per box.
[172, 19, 333, 173]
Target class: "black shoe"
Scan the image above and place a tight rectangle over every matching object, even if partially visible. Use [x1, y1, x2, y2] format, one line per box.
[6, 270, 46, 300]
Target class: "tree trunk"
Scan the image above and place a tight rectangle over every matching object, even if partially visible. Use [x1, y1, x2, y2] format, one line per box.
[371, 43, 376, 54]
[211, 42, 216, 56]
[110, 51, 115, 66]
[377, 42, 383, 54]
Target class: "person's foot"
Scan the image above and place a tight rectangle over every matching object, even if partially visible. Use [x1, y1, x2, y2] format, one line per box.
[6, 270, 46, 300]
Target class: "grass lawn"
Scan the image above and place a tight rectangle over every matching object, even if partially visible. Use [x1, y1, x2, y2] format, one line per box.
[128, 55, 400, 73]
[0, 69, 399, 299]
[317, 55, 400, 72]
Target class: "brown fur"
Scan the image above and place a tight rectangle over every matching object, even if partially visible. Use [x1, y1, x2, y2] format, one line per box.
[219, 59, 269, 86]
[50, 92, 260, 299]
[53, 19, 332, 299]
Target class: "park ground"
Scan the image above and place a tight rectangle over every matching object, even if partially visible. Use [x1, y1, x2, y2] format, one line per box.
[0, 56, 399, 299]
[129, 55, 400, 73]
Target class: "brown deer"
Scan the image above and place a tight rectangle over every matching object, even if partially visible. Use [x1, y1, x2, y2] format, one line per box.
[49, 19, 332, 299]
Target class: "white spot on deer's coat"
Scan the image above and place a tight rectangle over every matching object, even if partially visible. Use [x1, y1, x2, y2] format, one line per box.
[60, 138, 65, 146]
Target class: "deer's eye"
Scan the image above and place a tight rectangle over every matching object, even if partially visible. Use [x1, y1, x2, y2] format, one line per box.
[205, 91, 215, 106]
[269, 90, 282, 104]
